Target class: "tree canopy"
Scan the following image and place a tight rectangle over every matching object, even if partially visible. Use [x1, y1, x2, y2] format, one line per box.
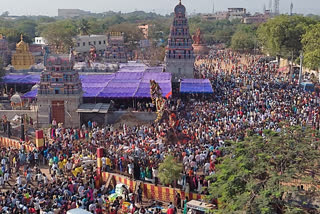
[208, 125, 320, 214]
[158, 155, 183, 186]
[231, 25, 257, 52]
[41, 20, 77, 53]
[78, 19, 91, 36]
[302, 23, 320, 71]
[257, 15, 316, 60]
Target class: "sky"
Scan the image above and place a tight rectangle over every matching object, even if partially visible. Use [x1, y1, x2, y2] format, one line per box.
[2, 0, 320, 16]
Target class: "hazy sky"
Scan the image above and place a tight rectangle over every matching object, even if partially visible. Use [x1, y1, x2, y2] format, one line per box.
[2, 0, 320, 16]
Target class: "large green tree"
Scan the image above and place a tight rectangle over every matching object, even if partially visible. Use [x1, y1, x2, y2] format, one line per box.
[302, 23, 320, 71]
[158, 155, 183, 186]
[78, 19, 91, 36]
[41, 20, 77, 53]
[16, 20, 37, 38]
[257, 15, 316, 60]
[208, 125, 320, 214]
[231, 25, 257, 52]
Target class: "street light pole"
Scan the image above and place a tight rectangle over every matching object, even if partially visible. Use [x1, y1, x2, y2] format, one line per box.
[298, 52, 303, 85]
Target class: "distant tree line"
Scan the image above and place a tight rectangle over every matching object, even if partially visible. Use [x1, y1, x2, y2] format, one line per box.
[0, 12, 319, 71]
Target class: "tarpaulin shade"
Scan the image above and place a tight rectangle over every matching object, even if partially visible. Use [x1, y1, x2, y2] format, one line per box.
[15, 67, 172, 99]
[180, 79, 213, 94]
[2, 75, 40, 84]
[22, 88, 38, 98]
[82, 87, 104, 97]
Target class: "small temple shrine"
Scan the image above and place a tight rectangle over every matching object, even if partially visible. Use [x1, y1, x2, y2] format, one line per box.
[164, 0, 195, 82]
[104, 32, 128, 63]
[37, 53, 83, 127]
[11, 35, 35, 70]
[192, 28, 209, 56]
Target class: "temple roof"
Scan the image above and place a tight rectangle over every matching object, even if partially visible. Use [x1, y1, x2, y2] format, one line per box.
[174, 0, 186, 15]
[16, 34, 29, 51]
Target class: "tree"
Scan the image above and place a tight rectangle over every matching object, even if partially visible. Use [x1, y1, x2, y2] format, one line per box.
[16, 20, 37, 39]
[302, 23, 320, 71]
[41, 20, 77, 53]
[1, 11, 9, 17]
[158, 155, 183, 186]
[208, 125, 320, 214]
[78, 19, 91, 36]
[231, 25, 257, 52]
[257, 15, 316, 61]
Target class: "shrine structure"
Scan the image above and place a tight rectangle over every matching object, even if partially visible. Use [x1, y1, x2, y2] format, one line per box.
[37, 53, 83, 127]
[165, 0, 195, 82]
[11, 35, 35, 70]
[104, 32, 128, 63]
[192, 28, 209, 56]
[0, 34, 10, 66]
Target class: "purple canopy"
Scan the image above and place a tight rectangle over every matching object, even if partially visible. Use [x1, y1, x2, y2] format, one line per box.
[17, 69, 172, 99]
[22, 88, 38, 98]
[2, 74, 40, 84]
[180, 79, 213, 94]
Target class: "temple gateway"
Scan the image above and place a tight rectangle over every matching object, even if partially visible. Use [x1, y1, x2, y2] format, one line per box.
[164, 0, 195, 82]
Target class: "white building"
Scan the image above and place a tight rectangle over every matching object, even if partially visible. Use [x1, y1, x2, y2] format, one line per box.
[228, 8, 247, 21]
[58, 9, 91, 18]
[34, 37, 48, 45]
[74, 35, 108, 56]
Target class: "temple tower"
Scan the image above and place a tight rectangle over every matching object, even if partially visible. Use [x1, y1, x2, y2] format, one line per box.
[0, 34, 10, 66]
[11, 35, 35, 70]
[37, 54, 83, 128]
[104, 32, 128, 63]
[165, 0, 195, 82]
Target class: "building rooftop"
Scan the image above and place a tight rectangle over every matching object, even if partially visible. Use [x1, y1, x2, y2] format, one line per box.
[76, 103, 110, 113]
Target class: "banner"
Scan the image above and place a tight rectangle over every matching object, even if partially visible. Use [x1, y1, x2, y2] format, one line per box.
[102, 172, 204, 202]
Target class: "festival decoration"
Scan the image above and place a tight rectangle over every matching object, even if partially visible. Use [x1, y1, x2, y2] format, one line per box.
[150, 80, 166, 123]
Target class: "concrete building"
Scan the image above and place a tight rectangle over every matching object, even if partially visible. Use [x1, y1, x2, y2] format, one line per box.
[74, 35, 107, 57]
[34, 37, 48, 45]
[37, 55, 83, 128]
[228, 8, 247, 21]
[202, 12, 229, 21]
[243, 14, 270, 24]
[58, 9, 91, 18]
[165, 1, 195, 82]
[202, 8, 247, 22]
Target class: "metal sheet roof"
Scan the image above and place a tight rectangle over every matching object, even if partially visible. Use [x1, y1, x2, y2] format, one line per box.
[76, 103, 110, 113]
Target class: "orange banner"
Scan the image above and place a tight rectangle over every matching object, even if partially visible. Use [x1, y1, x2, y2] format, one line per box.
[102, 172, 204, 202]
[0, 136, 34, 152]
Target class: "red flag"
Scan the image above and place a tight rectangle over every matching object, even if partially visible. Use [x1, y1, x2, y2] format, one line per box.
[165, 91, 172, 99]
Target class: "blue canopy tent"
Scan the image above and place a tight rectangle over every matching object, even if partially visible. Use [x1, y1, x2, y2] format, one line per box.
[180, 79, 213, 94]
[14, 71, 172, 99]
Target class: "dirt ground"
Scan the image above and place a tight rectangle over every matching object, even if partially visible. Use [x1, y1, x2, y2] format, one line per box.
[113, 112, 154, 128]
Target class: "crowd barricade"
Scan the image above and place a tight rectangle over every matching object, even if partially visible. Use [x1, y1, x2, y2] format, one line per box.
[0, 136, 35, 152]
[102, 172, 205, 202]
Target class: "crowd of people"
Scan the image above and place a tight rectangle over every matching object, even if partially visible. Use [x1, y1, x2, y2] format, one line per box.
[0, 49, 319, 213]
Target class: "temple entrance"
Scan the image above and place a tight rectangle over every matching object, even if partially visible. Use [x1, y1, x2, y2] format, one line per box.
[52, 101, 65, 124]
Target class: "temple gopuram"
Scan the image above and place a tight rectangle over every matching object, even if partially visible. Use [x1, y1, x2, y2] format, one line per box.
[0, 34, 10, 66]
[165, 0, 195, 82]
[104, 32, 128, 63]
[37, 53, 83, 127]
[11, 35, 35, 70]
[192, 28, 209, 56]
